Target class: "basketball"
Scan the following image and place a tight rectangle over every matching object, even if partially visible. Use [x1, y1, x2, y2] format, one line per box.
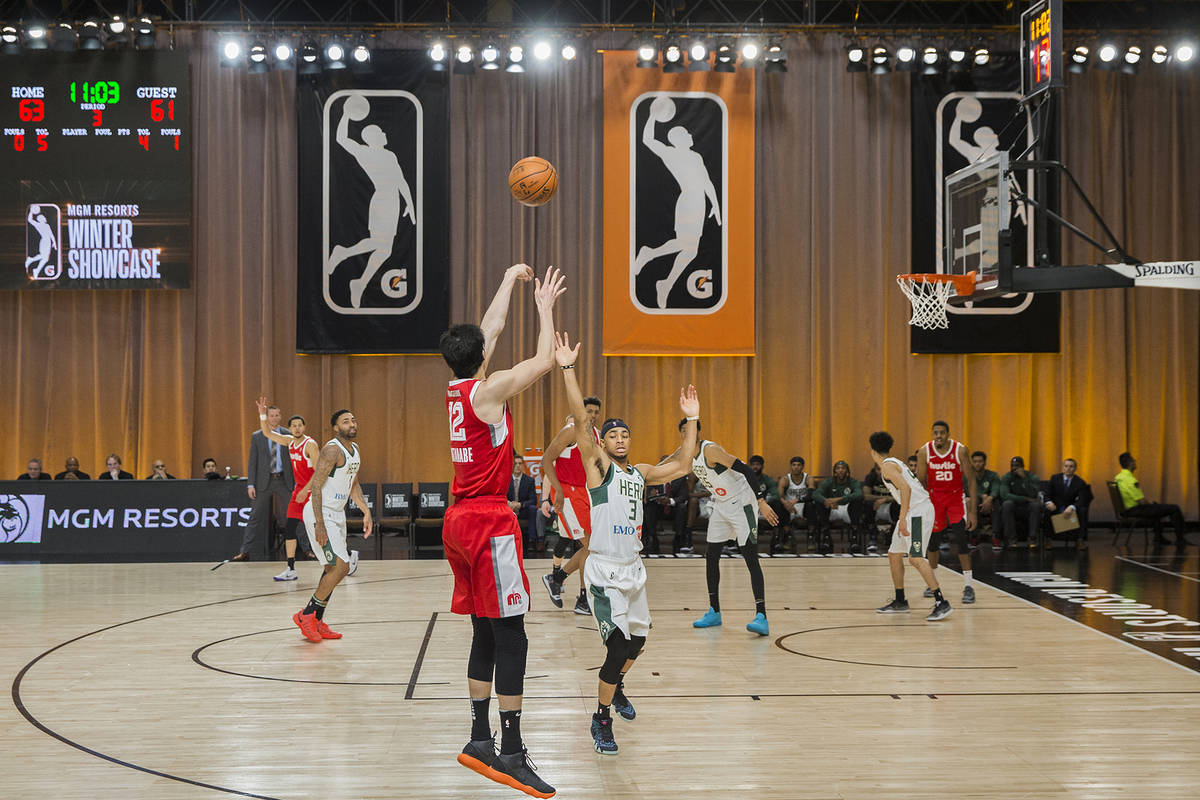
[649, 95, 676, 122]
[344, 94, 370, 121]
[956, 96, 982, 123]
[509, 156, 558, 207]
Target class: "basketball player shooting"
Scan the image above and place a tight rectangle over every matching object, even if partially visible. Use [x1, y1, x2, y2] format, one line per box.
[441, 264, 565, 799]
[918, 421, 978, 605]
[326, 93, 417, 309]
[554, 330, 700, 755]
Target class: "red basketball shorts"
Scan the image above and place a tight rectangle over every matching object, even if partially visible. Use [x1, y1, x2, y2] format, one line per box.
[551, 482, 591, 540]
[929, 490, 966, 533]
[443, 497, 531, 618]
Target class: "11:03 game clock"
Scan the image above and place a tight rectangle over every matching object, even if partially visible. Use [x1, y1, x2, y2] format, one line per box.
[1021, 0, 1063, 101]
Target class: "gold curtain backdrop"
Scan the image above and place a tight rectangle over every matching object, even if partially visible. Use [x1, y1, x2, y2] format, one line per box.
[1, 32, 1195, 519]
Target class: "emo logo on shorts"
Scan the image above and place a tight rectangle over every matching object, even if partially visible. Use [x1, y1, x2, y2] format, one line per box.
[630, 92, 727, 314]
[323, 90, 424, 316]
[25, 203, 62, 282]
[0, 494, 45, 544]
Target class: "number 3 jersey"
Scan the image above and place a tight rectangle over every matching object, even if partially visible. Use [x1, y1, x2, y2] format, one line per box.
[588, 461, 646, 563]
[447, 378, 514, 499]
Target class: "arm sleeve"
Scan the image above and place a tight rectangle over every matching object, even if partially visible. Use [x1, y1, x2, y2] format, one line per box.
[731, 460, 766, 499]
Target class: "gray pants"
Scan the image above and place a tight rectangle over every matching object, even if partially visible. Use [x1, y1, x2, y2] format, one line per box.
[998, 498, 1042, 542]
[241, 474, 291, 559]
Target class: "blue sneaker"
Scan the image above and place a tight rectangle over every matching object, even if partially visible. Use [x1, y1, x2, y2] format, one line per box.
[591, 714, 618, 754]
[746, 613, 769, 636]
[693, 607, 722, 628]
[612, 683, 636, 720]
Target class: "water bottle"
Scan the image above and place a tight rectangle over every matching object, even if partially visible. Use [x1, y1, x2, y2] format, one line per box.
[224, 466, 231, 480]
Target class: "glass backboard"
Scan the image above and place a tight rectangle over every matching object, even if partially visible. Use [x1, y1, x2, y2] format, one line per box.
[944, 151, 1008, 290]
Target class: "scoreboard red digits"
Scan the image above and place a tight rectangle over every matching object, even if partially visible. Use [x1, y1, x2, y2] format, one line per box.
[1021, 0, 1063, 101]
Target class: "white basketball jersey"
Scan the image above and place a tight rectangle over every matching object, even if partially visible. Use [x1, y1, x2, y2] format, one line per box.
[784, 472, 810, 502]
[320, 439, 360, 515]
[881, 457, 930, 507]
[692, 441, 756, 506]
[588, 461, 645, 563]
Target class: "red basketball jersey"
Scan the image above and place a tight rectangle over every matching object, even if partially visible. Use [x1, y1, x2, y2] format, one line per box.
[553, 424, 600, 488]
[289, 435, 316, 496]
[447, 378, 513, 499]
[925, 439, 965, 496]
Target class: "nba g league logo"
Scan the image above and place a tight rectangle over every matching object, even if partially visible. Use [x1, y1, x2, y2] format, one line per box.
[630, 92, 728, 314]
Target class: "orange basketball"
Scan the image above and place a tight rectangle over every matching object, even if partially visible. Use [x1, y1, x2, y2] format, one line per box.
[509, 156, 558, 207]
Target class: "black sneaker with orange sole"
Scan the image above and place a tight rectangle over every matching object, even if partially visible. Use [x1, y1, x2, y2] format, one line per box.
[488, 748, 556, 798]
[457, 736, 497, 779]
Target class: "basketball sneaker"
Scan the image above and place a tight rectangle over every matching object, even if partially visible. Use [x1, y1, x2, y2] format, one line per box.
[541, 570, 565, 608]
[926, 600, 953, 621]
[923, 587, 935, 598]
[612, 683, 636, 720]
[573, 590, 591, 616]
[962, 585, 976, 604]
[746, 613, 769, 636]
[347, 549, 360, 576]
[273, 567, 298, 582]
[876, 598, 910, 613]
[489, 747, 556, 798]
[293, 611, 322, 643]
[316, 619, 342, 639]
[591, 714, 618, 754]
[693, 607, 722, 628]
[457, 735, 498, 778]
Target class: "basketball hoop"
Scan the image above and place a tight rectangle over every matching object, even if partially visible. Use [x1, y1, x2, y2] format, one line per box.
[895, 272, 977, 330]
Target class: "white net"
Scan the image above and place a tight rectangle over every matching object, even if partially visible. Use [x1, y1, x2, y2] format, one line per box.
[896, 275, 959, 330]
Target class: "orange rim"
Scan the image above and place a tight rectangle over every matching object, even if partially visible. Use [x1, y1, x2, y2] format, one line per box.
[896, 271, 977, 296]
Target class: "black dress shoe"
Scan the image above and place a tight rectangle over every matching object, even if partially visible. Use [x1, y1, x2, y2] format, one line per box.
[229, 552, 249, 562]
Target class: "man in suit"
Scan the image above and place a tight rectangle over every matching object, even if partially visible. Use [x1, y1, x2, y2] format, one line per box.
[230, 404, 294, 561]
[17, 458, 52, 480]
[1044, 458, 1092, 549]
[54, 457, 91, 480]
[98, 454, 134, 480]
[507, 452, 538, 554]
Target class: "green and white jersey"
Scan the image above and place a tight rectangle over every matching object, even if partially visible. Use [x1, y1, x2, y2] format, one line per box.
[321, 438, 360, 515]
[587, 461, 646, 563]
[881, 457, 930, 508]
[692, 441, 756, 507]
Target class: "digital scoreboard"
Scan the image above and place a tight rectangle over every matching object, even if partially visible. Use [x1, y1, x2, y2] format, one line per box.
[0, 51, 191, 289]
[1021, 0, 1063, 101]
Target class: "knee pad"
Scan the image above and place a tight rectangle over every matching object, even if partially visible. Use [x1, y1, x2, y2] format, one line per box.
[284, 517, 300, 541]
[599, 631, 631, 685]
[467, 615, 496, 683]
[627, 634, 646, 662]
[490, 616, 528, 696]
[951, 522, 970, 554]
[553, 536, 569, 558]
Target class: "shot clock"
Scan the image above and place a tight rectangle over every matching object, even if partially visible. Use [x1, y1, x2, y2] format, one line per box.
[0, 51, 191, 289]
[1020, 0, 1063, 101]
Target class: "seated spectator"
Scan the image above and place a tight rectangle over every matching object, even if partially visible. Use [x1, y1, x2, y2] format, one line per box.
[997, 456, 1042, 548]
[1114, 452, 1187, 546]
[17, 458, 53, 480]
[54, 457, 91, 480]
[862, 463, 898, 551]
[146, 460, 176, 480]
[507, 452, 538, 554]
[969, 451, 1000, 533]
[813, 461, 864, 549]
[98, 454, 134, 480]
[778, 457, 816, 550]
[748, 455, 785, 551]
[1045, 458, 1093, 549]
[202, 458, 223, 480]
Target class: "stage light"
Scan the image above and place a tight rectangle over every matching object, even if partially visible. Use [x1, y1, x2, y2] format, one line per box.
[663, 40, 684, 74]
[248, 40, 268, 74]
[325, 41, 346, 69]
[220, 38, 242, 65]
[350, 36, 371, 72]
[688, 39, 710, 72]
[532, 40, 551, 61]
[352, 44, 370, 62]
[428, 41, 447, 71]
[299, 40, 320, 74]
[1151, 45, 1168, 64]
[133, 17, 155, 49]
[846, 44, 867, 73]
[764, 40, 786, 73]
[871, 46, 891, 75]
[714, 41, 735, 73]
[454, 44, 475, 74]
[274, 42, 294, 64]
[973, 46, 990, 66]
[1121, 45, 1141, 74]
[50, 22, 76, 52]
[1, 25, 20, 54]
[26, 24, 48, 50]
[921, 47, 942, 75]
[107, 17, 126, 35]
[741, 39, 761, 65]
[896, 45, 917, 72]
[948, 47, 967, 73]
[480, 42, 500, 69]
[636, 41, 657, 67]
[1068, 45, 1089, 73]
[1098, 43, 1118, 65]
[1176, 43, 1195, 63]
[505, 44, 525, 73]
[561, 42, 577, 61]
[79, 20, 103, 50]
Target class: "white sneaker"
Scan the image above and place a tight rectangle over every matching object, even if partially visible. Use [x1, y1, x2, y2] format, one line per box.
[348, 549, 360, 576]
[273, 567, 298, 582]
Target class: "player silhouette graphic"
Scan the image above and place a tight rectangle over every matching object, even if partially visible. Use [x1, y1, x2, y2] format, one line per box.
[25, 205, 58, 279]
[326, 93, 417, 309]
[947, 96, 1028, 228]
[633, 96, 722, 309]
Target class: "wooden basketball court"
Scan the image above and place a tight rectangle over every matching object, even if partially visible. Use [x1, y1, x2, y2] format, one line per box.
[5, 557, 1200, 799]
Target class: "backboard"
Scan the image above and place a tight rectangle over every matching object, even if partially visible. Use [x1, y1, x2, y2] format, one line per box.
[943, 151, 1008, 292]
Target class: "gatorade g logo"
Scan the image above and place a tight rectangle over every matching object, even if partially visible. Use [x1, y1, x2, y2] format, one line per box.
[0, 494, 44, 543]
[630, 92, 727, 314]
[506, 591, 523, 606]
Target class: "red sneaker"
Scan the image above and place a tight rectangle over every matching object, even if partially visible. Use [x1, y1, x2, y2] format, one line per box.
[316, 619, 342, 639]
[293, 611, 322, 642]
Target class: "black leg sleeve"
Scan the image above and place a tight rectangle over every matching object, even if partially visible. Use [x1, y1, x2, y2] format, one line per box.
[489, 615, 528, 696]
[740, 542, 766, 613]
[705, 542, 722, 612]
[467, 614, 497, 684]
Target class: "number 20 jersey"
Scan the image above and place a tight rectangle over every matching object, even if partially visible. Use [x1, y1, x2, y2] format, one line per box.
[447, 378, 514, 499]
[925, 439, 965, 498]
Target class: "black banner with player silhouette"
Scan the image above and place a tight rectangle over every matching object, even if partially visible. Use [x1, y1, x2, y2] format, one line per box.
[296, 51, 449, 353]
[910, 58, 1060, 354]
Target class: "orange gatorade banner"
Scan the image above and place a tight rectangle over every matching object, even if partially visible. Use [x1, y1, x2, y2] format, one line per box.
[602, 51, 755, 355]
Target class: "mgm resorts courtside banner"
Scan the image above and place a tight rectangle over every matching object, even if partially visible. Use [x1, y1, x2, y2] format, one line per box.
[297, 52, 449, 353]
[0, 480, 249, 561]
[910, 58, 1060, 354]
[602, 51, 755, 355]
